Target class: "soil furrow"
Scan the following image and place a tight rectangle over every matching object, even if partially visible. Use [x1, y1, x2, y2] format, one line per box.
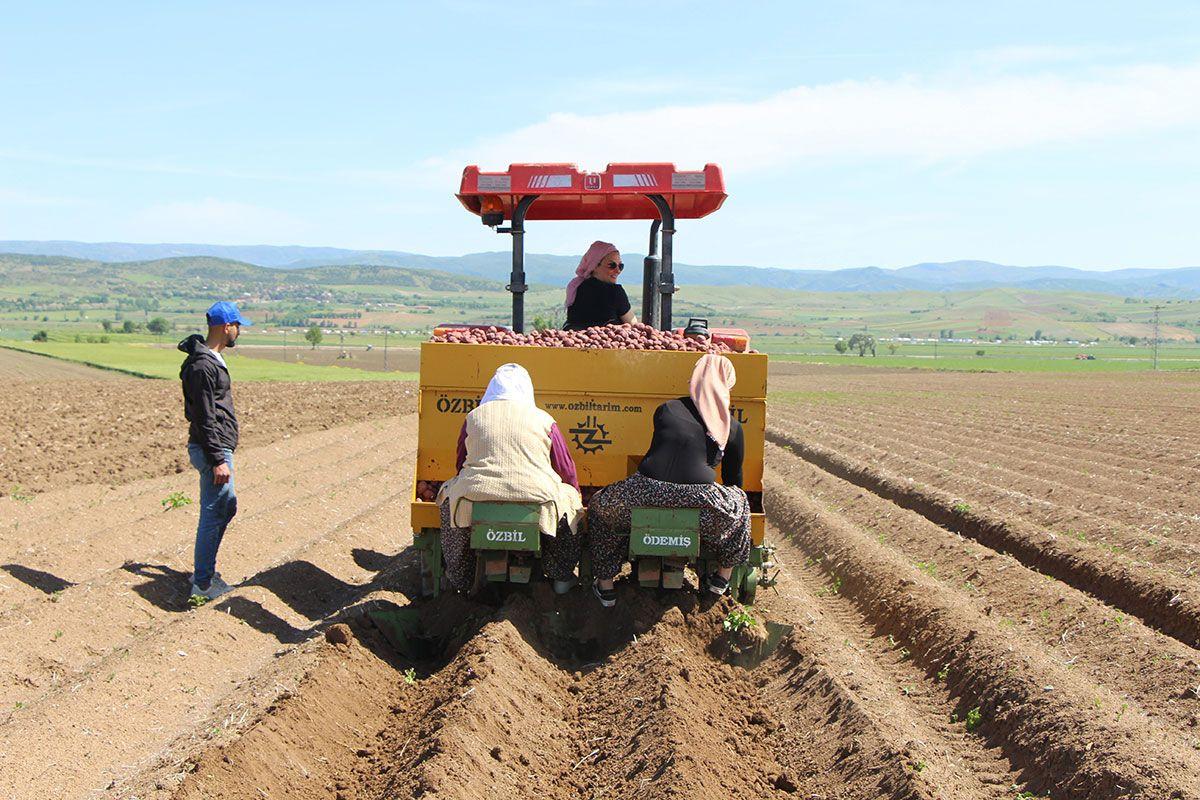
[773, 413, 1198, 566]
[773, 407, 1199, 548]
[764, 468, 1200, 798]
[766, 427, 1200, 650]
[785, 406, 1200, 526]
[768, 439, 1200, 741]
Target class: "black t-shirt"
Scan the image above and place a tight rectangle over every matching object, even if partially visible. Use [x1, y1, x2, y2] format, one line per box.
[565, 277, 631, 330]
[638, 397, 744, 486]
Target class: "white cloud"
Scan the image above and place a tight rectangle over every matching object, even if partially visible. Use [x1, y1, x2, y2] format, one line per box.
[128, 198, 304, 243]
[434, 62, 1200, 175]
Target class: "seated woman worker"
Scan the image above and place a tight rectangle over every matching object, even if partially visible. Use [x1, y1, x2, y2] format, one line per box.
[564, 240, 637, 330]
[587, 354, 750, 607]
[434, 363, 585, 594]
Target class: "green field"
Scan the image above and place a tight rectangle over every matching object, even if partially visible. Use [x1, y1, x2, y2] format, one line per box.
[754, 338, 1200, 372]
[1, 341, 417, 381]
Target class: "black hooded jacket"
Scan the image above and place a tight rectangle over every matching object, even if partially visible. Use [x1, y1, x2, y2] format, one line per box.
[178, 334, 239, 466]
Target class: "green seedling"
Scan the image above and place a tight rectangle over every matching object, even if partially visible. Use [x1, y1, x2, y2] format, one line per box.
[817, 575, 842, 597]
[188, 595, 210, 609]
[8, 485, 33, 503]
[910, 760, 926, 773]
[162, 491, 192, 510]
[952, 502, 971, 514]
[965, 706, 983, 731]
[876, 532, 888, 544]
[887, 634, 898, 648]
[723, 606, 757, 633]
[962, 580, 977, 593]
[51, 630, 63, 642]
[901, 685, 916, 696]
[936, 664, 949, 682]
[49, 590, 62, 603]
[899, 647, 911, 660]
[916, 560, 937, 577]
[403, 667, 417, 685]
[13, 701, 25, 710]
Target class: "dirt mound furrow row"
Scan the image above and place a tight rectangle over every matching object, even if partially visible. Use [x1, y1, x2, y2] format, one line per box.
[767, 428, 1200, 651]
[0, 422, 416, 792]
[0, 417, 417, 618]
[764, 469, 1200, 798]
[783, 406, 1200, 523]
[825, 403, 1200, 486]
[0, 412, 410, 542]
[769, 415, 1200, 578]
[0, 378, 417, 498]
[773, 407, 1199, 541]
[764, 555, 1026, 798]
[0, 476, 412, 718]
[769, 440, 1200, 738]
[162, 592, 945, 800]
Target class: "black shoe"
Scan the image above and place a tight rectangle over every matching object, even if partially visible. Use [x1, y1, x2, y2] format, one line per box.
[592, 580, 617, 608]
[705, 573, 730, 596]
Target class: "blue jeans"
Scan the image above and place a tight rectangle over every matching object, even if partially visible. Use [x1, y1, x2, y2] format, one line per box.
[188, 444, 238, 589]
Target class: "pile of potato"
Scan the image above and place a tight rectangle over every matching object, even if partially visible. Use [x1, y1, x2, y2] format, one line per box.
[430, 322, 745, 353]
[415, 480, 441, 503]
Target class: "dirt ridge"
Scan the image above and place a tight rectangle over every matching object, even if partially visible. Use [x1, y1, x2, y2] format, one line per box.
[766, 428, 1200, 649]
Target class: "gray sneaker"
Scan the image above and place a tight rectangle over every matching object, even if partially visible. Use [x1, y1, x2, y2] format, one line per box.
[190, 573, 233, 604]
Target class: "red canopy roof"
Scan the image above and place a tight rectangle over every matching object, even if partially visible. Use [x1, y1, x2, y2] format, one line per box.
[457, 163, 726, 221]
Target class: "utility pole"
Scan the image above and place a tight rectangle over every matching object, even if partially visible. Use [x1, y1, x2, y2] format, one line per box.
[1153, 304, 1162, 371]
[384, 329, 389, 371]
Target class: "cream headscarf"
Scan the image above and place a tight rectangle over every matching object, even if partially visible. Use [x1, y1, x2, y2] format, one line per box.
[480, 363, 535, 405]
[688, 354, 737, 451]
[564, 240, 617, 309]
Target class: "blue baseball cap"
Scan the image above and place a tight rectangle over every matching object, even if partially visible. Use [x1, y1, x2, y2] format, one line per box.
[206, 301, 253, 327]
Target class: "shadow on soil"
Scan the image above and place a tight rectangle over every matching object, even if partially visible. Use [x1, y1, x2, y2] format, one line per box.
[122, 561, 193, 611]
[360, 577, 789, 677]
[1, 563, 75, 595]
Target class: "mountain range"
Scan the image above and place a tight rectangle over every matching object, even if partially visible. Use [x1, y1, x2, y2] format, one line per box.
[2, 240, 1198, 298]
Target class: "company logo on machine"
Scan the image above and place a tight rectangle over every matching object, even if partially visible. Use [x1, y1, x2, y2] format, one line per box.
[729, 405, 749, 424]
[485, 528, 527, 544]
[435, 394, 482, 414]
[583, 174, 601, 191]
[528, 174, 573, 189]
[569, 415, 611, 454]
[643, 534, 693, 548]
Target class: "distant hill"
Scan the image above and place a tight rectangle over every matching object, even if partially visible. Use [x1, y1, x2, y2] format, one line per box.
[2, 241, 1198, 298]
[0, 253, 504, 294]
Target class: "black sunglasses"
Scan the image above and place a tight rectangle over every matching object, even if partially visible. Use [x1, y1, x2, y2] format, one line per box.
[604, 261, 624, 272]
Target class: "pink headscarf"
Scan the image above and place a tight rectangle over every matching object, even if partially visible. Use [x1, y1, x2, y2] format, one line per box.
[565, 240, 617, 308]
[688, 354, 737, 451]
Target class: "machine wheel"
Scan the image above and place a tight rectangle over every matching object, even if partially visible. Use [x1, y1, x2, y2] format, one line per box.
[741, 567, 759, 604]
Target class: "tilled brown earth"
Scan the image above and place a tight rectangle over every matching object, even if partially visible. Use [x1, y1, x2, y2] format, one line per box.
[4, 359, 1200, 799]
[0, 348, 419, 495]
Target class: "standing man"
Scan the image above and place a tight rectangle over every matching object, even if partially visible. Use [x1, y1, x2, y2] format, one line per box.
[178, 301, 252, 603]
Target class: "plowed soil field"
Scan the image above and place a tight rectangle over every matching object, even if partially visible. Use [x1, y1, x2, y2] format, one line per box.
[2, 349, 1199, 799]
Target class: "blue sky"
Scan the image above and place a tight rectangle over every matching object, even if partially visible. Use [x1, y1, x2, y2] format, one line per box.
[1, 1, 1198, 270]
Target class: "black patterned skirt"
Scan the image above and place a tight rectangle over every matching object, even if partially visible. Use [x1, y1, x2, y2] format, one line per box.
[586, 472, 750, 580]
[439, 500, 582, 592]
